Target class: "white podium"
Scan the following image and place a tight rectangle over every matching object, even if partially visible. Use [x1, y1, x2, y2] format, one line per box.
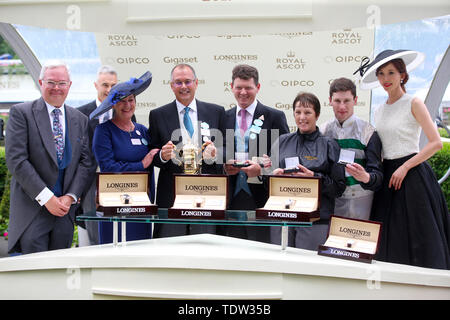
[0, 234, 449, 299]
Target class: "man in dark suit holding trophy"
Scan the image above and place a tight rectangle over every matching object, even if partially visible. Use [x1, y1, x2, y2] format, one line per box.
[148, 63, 226, 238]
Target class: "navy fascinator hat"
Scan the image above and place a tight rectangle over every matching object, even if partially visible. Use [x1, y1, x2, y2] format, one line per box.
[89, 71, 152, 120]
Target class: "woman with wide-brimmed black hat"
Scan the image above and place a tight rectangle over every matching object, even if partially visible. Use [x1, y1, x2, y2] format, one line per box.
[355, 50, 450, 270]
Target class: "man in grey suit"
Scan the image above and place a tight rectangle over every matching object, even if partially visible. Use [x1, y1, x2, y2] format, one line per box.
[76, 65, 118, 246]
[5, 60, 93, 254]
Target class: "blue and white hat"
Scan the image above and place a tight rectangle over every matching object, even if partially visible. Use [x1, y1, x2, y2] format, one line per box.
[89, 71, 152, 119]
[354, 49, 425, 90]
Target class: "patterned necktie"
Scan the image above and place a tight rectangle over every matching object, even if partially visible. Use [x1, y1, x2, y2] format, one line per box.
[239, 108, 248, 137]
[183, 106, 194, 138]
[52, 108, 64, 161]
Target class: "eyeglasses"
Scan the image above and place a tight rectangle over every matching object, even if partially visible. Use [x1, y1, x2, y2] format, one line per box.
[43, 80, 71, 88]
[172, 79, 196, 88]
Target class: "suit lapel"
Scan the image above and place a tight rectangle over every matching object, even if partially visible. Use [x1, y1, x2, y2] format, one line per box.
[226, 106, 237, 130]
[196, 100, 209, 146]
[224, 107, 237, 161]
[166, 101, 182, 144]
[65, 105, 79, 157]
[253, 102, 266, 127]
[33, 97, 58, 166]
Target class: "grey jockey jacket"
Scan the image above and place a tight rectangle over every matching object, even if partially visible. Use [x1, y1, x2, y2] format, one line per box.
[276, 128, 346, 221]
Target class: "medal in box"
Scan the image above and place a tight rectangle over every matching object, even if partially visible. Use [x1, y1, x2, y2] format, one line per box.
[256, 175, 321, 222]
[96, 172, 157, 216]
[168, 174, 229, 219]
[317, 215, 382, 263]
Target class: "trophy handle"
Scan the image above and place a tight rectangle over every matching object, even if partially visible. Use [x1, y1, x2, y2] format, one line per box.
[171, 145, 183, 166]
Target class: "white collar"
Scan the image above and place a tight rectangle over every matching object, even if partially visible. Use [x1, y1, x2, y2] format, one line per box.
[236, 99, 257, 117]
[176, 99, 197, 114]
[45, 101, 66, 118]
[334, 114, 356, 128]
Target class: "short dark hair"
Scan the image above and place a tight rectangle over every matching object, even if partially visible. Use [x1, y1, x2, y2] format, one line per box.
[329, 77, 356, 98]
[292, 92, 320, 116]
[170, 63, 197, 80]
[232, 64, 259, 85]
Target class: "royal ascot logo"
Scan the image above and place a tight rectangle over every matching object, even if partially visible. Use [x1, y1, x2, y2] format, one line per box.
[108, 35, 138, 46]
[270, 31, 313, 39]
[163, 56, 199, 65]
[331, 29, 362, 45]
[167, 35, 201, 39]
[213, 54, 258, 63]
[116, 57, 150, 64]
[276, 51, 306, 70]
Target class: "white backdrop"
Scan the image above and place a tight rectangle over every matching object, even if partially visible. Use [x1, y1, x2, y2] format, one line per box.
[95, 26, 374, 131]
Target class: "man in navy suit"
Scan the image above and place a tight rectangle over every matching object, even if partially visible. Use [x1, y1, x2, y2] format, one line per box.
[6, 60, 93, 254]
[148, 64, 226, 237]
[76, 65, 119, 246]
[223, 64, 290, 243]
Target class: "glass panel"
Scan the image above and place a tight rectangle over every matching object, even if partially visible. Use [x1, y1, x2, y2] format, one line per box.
[371, 15, 450, 122]
[14, 24, 101, 107]
[77, 209, 313, 228]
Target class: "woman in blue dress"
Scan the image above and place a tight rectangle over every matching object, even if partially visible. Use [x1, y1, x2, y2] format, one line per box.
[92, 72, 159, 243]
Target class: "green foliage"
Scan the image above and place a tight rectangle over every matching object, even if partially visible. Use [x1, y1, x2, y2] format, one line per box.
[428, 142, 450, 211]
[0, 35, 17, 58]
[438, 127, 449, 139]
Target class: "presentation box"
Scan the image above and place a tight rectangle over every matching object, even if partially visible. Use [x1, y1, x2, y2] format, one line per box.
[96, 172, 157, 216]
[256, 175, 321, 222]
[168, 174, 229, 220]
[318, 215, 382, 263]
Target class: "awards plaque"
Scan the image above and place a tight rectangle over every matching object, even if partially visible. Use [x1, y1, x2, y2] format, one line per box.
[256, 175, 321, 222]
[168, 174, 228, 220]
[96, 172, 157, 216]
[317, 215, 382, 263]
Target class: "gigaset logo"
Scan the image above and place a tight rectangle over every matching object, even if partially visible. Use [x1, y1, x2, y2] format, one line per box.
[163, 56, 198, 64]
[275, 103, 291, 110]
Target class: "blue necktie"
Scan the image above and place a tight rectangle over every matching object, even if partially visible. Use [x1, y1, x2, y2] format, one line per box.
[52, 108, 64, 161]
[183, 106, 194, 138]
